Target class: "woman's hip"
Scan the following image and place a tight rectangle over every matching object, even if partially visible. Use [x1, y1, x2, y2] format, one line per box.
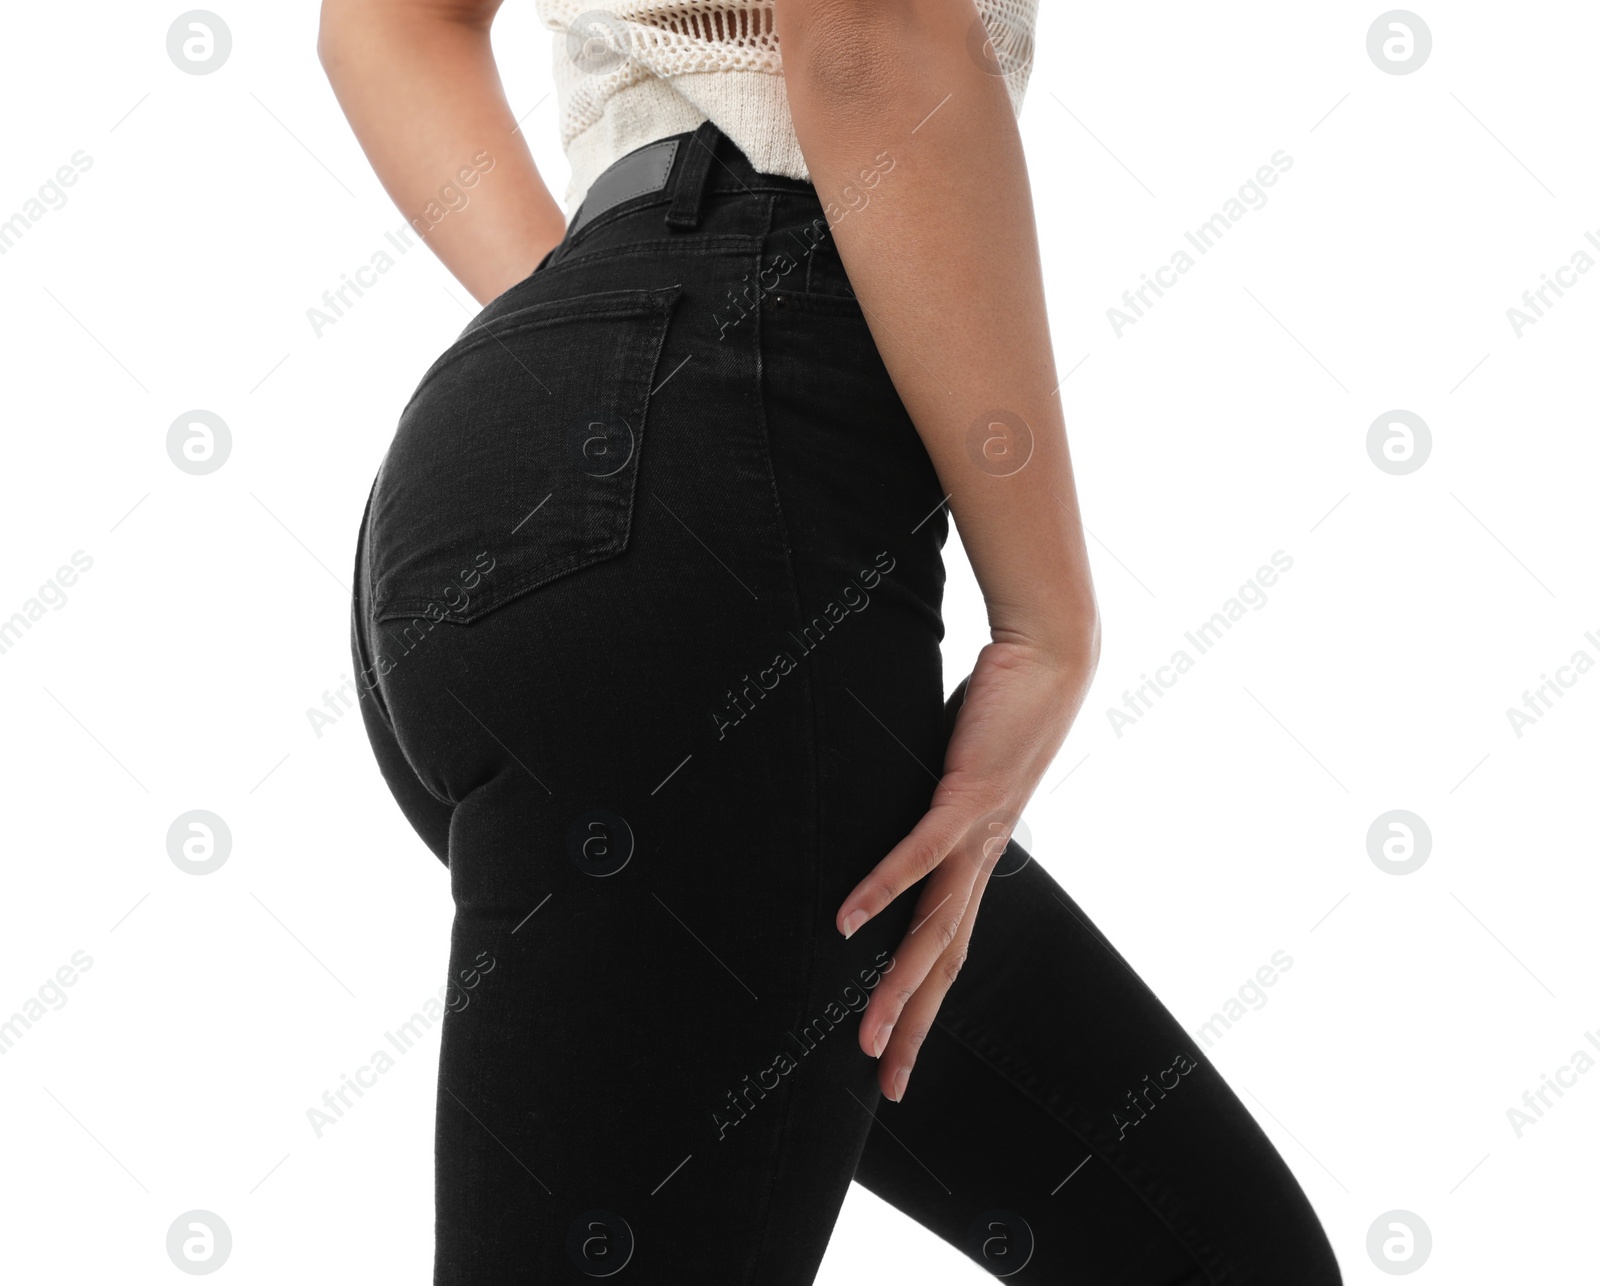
[354, 192, 948, 888]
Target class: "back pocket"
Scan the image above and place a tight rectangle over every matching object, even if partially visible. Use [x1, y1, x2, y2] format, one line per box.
[368, 285, 681, 626]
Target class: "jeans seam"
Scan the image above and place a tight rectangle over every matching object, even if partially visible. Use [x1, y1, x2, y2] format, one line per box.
[740, 192, 828, 1286]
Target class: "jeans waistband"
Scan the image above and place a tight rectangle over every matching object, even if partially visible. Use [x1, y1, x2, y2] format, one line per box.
[567, 119, 817, 239]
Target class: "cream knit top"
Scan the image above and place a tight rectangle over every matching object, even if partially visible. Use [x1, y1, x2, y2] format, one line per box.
[534, 1, 1040, 211]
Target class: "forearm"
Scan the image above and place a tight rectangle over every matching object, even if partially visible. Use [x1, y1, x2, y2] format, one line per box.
[778, 1, 1098, 667]
[317, 0, 567, 303]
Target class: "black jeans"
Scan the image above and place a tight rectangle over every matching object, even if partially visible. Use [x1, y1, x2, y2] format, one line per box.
[350, 121, 1342, 1284]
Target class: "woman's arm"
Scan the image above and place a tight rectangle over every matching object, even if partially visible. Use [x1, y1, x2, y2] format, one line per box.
[317, 0, 568, 304]
[775, 0, 1102, 1100]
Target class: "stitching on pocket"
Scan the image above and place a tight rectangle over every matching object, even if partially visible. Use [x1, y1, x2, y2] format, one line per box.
[405, 285, 683, 415]
[370, 284, 682, 626]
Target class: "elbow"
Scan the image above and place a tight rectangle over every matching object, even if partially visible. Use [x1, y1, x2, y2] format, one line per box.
[1061, 590, 1103, 683]
[316, 0, 355, 76]
[1080, 579, 1103, 678]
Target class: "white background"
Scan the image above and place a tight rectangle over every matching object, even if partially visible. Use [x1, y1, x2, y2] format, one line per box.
[1, 1, 1595, 1281]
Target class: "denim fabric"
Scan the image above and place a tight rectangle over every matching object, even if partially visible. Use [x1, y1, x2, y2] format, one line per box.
[350, 121, 1342, 1284]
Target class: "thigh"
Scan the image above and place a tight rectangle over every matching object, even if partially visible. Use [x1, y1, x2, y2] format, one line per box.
[855, 1020, 1207, 1283]
[854, 841, 1344, 1284]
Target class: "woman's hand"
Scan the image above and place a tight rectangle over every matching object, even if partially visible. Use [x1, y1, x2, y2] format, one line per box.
[838, 634, 1095, 1103]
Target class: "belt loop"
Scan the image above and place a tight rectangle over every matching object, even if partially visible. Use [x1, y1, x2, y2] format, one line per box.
[666, 119, 722, 230]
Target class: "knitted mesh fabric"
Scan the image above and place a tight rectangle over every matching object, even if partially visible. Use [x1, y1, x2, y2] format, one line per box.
[535, 1, 1039, 209]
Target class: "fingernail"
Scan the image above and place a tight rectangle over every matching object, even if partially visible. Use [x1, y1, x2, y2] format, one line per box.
[890, 1067, 909, 1102]
[870, 1025, 889, 1059]
[841, 909, 867, 939]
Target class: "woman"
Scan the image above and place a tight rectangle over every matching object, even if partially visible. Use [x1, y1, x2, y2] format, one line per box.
[322, 1, 1343, 1280]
